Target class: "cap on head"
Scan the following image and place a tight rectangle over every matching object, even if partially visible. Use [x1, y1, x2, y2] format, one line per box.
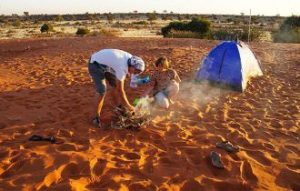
[130, 56, 145, 72]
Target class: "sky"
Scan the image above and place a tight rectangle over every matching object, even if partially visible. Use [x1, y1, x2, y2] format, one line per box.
[1, 0, 299, 16]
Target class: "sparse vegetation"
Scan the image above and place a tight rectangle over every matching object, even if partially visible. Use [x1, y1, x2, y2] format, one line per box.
[165, 30, 208, 39]
[12, 19, 21, 27]
[55, 15, 64, 22]
[147, 13, 157, 23]
[131, 21, 148, 25]
[98, 29, 120, 37]
[273, 16, 300, 43]
[0, 13, 290, 41]
[213, 27, 263, 41]
[105, 13, 114, 24]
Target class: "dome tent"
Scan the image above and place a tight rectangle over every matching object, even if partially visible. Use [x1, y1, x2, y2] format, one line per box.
[195, 41, 263, 91]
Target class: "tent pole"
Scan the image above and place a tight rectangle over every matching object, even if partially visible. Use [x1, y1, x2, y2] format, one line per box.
[248, 9, 252, 44]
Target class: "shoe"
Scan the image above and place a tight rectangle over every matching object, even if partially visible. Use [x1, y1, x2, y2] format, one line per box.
[210, 151, 224, 169]
[216, 141, 239, 153]
[92, 116, 102, 128]
[29, 135, 56, 144]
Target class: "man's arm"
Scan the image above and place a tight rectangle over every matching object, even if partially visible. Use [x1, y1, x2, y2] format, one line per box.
[116, 80, 135, 110]
[174, 70, 181, 82]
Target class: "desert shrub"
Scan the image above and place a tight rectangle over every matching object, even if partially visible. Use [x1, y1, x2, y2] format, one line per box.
[279, 16, 300, 30]
[28, 29, 36, 34]
[147, 13, 157, 22]
[213, 29, 237, 40]
[40, 23, 54, 33]
[98, 29, 120, 37]
[7, 29, 15, 34]
[55, 15, 64, 22]
[105, 13, 114, 24]
[161, 18, 211, 38]
[187, 18, 211, 34]
[0, 18, 8, 24]
[76, 28, 90, 36]
[273, 29, 300, 43]
[74, 21, 81, 25]
[88, 29, 120, 37]
[212, 27, 263, 41]
[131, 21, 148, 25]
[165, 30, 210, 39]
[33, 20, 40, 25]
[161, 21, 187, 36]
[12, 19, 21, 27]
[273, 16, 300, 43]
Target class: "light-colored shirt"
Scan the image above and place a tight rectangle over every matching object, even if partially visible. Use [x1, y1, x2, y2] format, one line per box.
[90, 49, 132, 81]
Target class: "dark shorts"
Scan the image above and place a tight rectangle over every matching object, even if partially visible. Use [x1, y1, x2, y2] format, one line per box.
[88, 61, 117, 94]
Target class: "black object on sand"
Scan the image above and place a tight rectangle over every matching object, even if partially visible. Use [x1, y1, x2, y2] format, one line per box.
[210, 151, 225, 169]
[216, 140, 239, 153]
[29, 135, 56, 144]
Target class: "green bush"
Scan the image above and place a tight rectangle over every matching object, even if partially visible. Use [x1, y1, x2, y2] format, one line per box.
[76, 28, 90, 36]
[213, 29, 236, 40]
[273, 29, 300, 43]
[161, 18, 211, 38]
[187, 18, 211, 34]
[161, 21, 188, 36]
[212, 28, 263, 41]
[165, 30, 210, 39]
[273, 16, 300, 43]
[40, 23, 54, 33]
[12, 19, 21, 27]
[98, 29, 119, 37]
[279, 16, 300, 30]
[147, 13, 157, 22]
[131, 21, 148, 25]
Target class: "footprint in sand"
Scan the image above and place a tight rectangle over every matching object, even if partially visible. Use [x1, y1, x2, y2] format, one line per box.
[181, 179, 204, 191]
[123, 152, 141, 160]
[91, 159, 107, 176]
[128, 182, 157, 191]
[275, 168, 300, 191]
[246, 150, 272, 166]
[241, 160, 258, 185]
[57, 144, 76, 152]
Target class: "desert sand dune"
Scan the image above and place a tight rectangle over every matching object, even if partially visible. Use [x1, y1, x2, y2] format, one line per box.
[0, 37, 299, 191]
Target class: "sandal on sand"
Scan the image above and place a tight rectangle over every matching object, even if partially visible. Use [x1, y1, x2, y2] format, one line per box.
[29, 135, 56, 144]
[210, 151, 224, 169]
[216, 141, 239, 153]
[92, 116, 102, 128]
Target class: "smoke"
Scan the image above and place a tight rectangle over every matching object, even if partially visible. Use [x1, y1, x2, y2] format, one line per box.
[134, 79, 230, 118]
[178, 80, 226, 105]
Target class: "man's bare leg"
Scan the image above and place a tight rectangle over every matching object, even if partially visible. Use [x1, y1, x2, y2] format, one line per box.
[96, 93, 106, 118]
[93, 93, 106, 128]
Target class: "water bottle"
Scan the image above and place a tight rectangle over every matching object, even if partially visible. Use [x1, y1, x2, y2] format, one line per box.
[130, 75, 150, 88]
[137, 76, 150, 85]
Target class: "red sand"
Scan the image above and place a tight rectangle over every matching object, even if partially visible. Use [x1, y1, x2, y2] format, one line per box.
[0, 37, 299, 191]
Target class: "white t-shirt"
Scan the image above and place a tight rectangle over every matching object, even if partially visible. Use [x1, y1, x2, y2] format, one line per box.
[90, 49, 132, 81]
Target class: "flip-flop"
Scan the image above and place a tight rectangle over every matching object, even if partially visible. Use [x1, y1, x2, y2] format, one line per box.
[216, 141, 239, 153]
[29, 135, 56, 144]
[44, 136, 56, 144]
[210, 151, 225, 169]
[29, 135, 44, 141]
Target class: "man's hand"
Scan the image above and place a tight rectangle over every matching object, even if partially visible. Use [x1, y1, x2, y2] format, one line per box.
[127, 105, 135, 112]
[116, 79, 134, 111]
